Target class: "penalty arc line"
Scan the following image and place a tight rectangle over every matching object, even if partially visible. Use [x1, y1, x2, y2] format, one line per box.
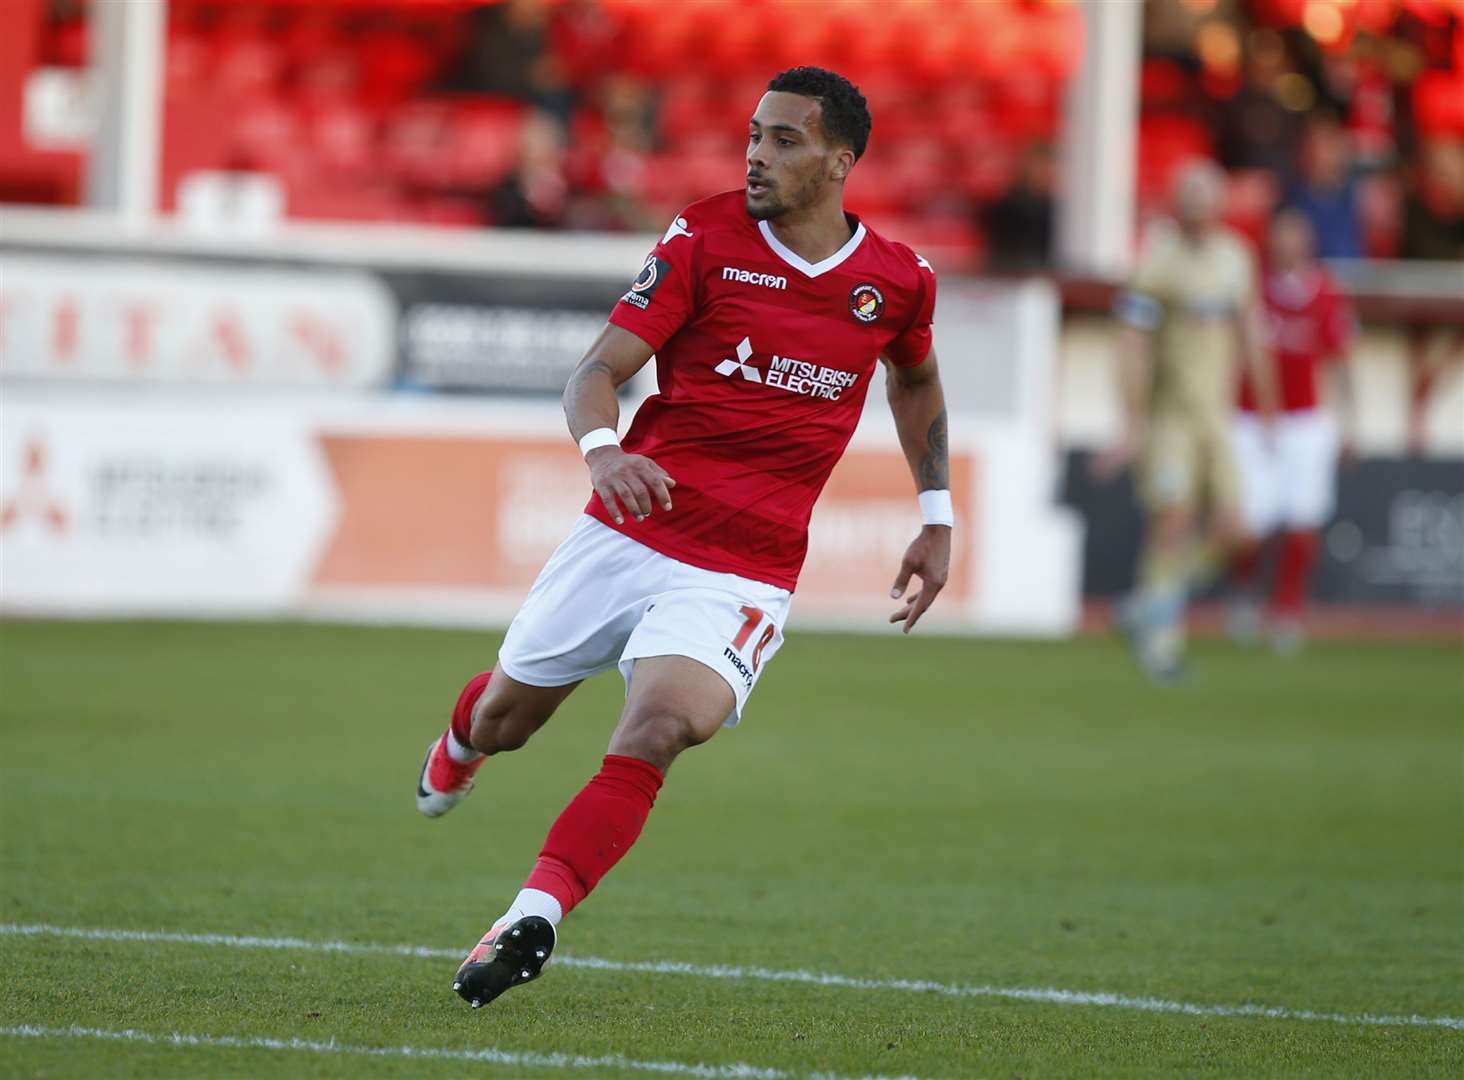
[0, 1024, 925, 1080]
[3, 922, 1462, 1033]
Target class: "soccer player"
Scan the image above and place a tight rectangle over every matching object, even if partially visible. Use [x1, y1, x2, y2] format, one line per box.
[1227, 209, 1357, 652]
[413, 67, 950, 1009]
[1095, 160, 1277, 682]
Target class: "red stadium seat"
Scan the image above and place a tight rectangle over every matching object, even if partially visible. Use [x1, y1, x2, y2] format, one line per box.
[356, 27, 437, 107]
[43, 16, 87, 68]
[1413, 71, 1464, 136]
[212, 28, 285, 99]
[1221, 168, 1280, 247]
[1140, 59, 1194, 108]
[165, 26, 210, 92]
[232, 96, 305, 168]
[844, 160, 906, 217]
[137, 0, 1081, 256]
[382, 100, 455, 186]
[309, 101, 378, 177]
[447, 100, 527, 186]
[1136, 114, 1215, 203]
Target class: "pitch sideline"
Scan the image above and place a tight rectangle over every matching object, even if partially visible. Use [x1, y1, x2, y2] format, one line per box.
[3, 921, 1461, 1033]
[0, 1023, 924, 1080]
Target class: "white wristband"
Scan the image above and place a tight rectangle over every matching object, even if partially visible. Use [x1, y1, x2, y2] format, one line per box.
[919, 489, 954, 527]
[578, 428, 619, 457]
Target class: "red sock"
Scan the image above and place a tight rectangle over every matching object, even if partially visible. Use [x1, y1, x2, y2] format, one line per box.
[522, 754, 665, 919]
[1271, 529, 1320, 618]
[1230, 540, 1263, 590]
[449, 671, 492, 748]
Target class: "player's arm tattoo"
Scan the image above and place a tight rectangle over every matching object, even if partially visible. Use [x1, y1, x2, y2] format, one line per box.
[918, 409, 949, 491]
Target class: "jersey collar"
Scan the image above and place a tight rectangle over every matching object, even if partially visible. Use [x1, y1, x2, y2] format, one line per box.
[1268, 266, 1323, 307]
[756, 216, 867, 279]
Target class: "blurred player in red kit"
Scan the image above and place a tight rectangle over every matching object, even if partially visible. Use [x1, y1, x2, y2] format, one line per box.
[1228, 209, 1358, 652]
[411, 67, 951, 1009]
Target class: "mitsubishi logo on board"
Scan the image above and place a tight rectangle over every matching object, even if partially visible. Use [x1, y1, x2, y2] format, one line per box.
[0, 439, 68, 536]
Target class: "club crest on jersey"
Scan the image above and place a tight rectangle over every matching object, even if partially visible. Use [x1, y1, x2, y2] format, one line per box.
[848, 283, 885, 324]
[621, 255, 670, 311]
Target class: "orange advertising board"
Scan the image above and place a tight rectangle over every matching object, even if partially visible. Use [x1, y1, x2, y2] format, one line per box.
[311, 433, 977, 614]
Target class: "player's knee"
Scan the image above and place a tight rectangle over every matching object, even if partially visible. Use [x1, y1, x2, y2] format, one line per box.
[1151, 508, 1193, 547]
[612, 708, 709, 769]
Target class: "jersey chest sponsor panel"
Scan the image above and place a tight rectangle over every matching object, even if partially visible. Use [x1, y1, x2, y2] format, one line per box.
[1239, 268, 1355, 414]
[599, 191, 935, 589]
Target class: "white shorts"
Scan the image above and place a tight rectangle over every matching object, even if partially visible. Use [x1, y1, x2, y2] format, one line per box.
[1231, 409, 1339, 534]
[495, 516, 791, 727]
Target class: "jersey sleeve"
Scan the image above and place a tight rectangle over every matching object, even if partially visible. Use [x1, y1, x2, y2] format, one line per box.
[885, 254, 937, 368]
[1114, 227, 1171, 331]
[606, 211, 700, 352]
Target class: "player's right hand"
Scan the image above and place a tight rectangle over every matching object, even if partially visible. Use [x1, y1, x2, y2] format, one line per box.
[1090, 434, 1139, 481]
[585, 446, 675, 524]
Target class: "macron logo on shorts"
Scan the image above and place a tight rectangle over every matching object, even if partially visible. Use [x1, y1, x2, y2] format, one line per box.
[723, 647, 755, 688]
[721, 266, 787, 290]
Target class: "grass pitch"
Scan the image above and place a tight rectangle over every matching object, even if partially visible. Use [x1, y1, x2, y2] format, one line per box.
[1, 619, 1460, 1078]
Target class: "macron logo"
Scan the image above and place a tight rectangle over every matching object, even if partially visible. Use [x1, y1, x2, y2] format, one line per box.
[721, 266, 787, 290]
[714, 336, 762, 383]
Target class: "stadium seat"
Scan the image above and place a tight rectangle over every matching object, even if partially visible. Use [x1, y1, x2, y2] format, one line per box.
[1136, 114, 1216, 203]
[309, 101, 378, 178]
[43, 16, 87, 68]
[356, 26, 438, 107]
[138, 0, 1074, 254]
[1413, 71, 1464, 136]
[212, 26, 284, 100]
[447, 100, 527, 186]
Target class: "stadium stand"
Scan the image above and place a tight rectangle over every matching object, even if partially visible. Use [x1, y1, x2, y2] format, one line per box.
[4, 0, 1461, 267]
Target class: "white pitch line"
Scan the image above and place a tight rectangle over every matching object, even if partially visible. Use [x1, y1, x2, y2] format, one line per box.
[0, 1024, 923, 1080]
[3, 921, 1461, 1033]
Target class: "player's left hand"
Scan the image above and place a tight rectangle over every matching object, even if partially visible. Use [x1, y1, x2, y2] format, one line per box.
[889, 525, 951, 634]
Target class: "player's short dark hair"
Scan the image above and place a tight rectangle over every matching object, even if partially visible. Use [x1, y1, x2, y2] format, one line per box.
[766, 66, 870, 161]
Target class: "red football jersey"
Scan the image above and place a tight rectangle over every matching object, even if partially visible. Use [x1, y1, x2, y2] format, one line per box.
[591, 190, 937, 590]
[1240, 265, 1356, 413]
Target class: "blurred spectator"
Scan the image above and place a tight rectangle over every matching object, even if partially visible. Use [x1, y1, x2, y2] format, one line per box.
[10, 0, 1458, 267]
[486, 109, 569, 229]
[982, 144, 1054, 271]
[1284, 115, 1364, 260]
[1316, 35, 1399, 169]
[563, 74, 657, 231]
[1400, 138, 1464, 261]
[1216, 31, 1304, 177]
[549, 0, 630, 96]
[1399, 138, 1464, 455]
[438, 0, 574, 125]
